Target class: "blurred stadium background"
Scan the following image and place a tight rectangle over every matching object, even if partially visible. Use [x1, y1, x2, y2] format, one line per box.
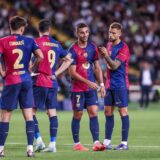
[0, 0, 160, 109]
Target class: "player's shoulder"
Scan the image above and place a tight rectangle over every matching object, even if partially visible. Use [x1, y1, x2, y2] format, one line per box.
[69, 41, 77, 48]
[88, 41, 97, 48]
[24, 35, 34, 41]
[19, 35, 35, 43]
[0, 35, 13, 42]
[68, 42, 77, 51]
[119, 41, 130, 56]
[121, 41, 129, 49]
[121, 42, 130, 53]
[49, 36, 60, 44]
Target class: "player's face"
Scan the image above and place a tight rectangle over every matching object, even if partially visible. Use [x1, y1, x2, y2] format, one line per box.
[77, 27, 89, 42]
[109, 28, 121, 42]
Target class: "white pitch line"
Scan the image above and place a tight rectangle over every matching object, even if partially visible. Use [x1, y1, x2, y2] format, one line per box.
[6, 142, 160, 148]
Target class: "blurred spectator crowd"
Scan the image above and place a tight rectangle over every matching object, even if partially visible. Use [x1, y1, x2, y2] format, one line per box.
[0, 0, 160, 102]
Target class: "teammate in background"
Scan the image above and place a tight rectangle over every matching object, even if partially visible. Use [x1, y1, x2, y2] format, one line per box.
[99, 22, 130, 150]
[32, 19, 73, 153]
[0, 16, 43, 157]
[68, 23, 106, 151]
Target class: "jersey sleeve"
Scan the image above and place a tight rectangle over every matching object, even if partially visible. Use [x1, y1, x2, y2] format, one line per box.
[68, 47, 77, 65]
[116, 44, 130, 62]
[0, 39, 3, 55]
[31, 39, 39, 52]
[59, 43, 67, 58]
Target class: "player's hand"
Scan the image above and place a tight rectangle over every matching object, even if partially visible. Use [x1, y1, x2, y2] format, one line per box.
[86, 80, 99, 90]
[98, 47, 109, 58]
[100, 86, 106, 98]
[28, 67, 32, 73]
[47, 75, 56, 80]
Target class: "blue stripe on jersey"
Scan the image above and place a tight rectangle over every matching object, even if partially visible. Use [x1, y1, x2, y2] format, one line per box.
[85, 43, 96, 84]
[16, 35, 32, 82]
[48, 36, 67, 88]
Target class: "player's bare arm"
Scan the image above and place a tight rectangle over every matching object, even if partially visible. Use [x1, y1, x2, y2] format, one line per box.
[55, 54, 73, 77]
[94, 60, 106, 97]
[0, 58, 6, 78]
[99, 47, 121, 70]
[68, 65, 98, 90]
[30, 49, 43, 73]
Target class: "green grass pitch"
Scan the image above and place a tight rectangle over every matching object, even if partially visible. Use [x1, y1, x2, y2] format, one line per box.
[2, 102, 160, 160]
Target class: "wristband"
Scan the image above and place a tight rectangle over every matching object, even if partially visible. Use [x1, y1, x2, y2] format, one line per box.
[100, 83, 104, 87]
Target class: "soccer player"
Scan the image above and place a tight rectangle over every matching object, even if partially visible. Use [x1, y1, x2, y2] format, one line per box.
[32, 19, 73, 152]
[68, 23, 106, 151]
[0, 16, 43, 157]
[99, 22, 130, 150]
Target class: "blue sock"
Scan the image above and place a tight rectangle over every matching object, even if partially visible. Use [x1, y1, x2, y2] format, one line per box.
[121, 115, 130, 141]
[50, 116, 58, 142]
[105, 115, 114, 139]
[71, 118, 80, 143]
[33, 115, 40, 139]
[26, 121, 35, 145]
[0, 122, 9, 146]
[90, 116, 99, 142]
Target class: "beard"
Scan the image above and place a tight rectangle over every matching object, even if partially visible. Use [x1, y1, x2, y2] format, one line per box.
[109, 37, 116, 42]
[80, 37, 88, 42]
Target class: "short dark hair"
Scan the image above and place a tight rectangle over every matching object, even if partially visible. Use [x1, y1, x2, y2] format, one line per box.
[76, 23, 88, 31]
[9, 16, 27, 31]
[38, 19, 51, 33]
[110, 22, 122, 31]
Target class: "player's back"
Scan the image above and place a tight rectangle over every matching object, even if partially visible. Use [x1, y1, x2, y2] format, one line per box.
[34, 35, 67, 88]
[0, 34, 38, 85]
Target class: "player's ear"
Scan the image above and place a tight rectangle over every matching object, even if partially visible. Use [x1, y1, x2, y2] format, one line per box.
[119, 30, 122, 37]
[75, 30, 78, 38]
[20, 26, 25, 34]
[48, 27, 51, 34]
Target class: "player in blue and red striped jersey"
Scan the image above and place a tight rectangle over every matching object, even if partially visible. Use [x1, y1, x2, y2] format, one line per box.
[99, 22, 130, 150]
[68, 23, 106, 151]
[0, 16, 43, 157]
[32, 19, 72, 153]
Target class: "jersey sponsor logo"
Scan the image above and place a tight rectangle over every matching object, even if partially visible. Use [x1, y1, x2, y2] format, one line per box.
[43, 42, 58, 47]
[82, 62, 90, 69]
[9, 40, 24, 46]
[12, 70, 25, 75]
[83, 52, 88, 58]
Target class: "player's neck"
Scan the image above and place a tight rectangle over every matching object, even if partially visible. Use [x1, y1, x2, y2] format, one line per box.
[40, 32, 50, 37]
[112, 39, 121, 46]
[77, 40, 87, 48]
[11, 31, 23, 35]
